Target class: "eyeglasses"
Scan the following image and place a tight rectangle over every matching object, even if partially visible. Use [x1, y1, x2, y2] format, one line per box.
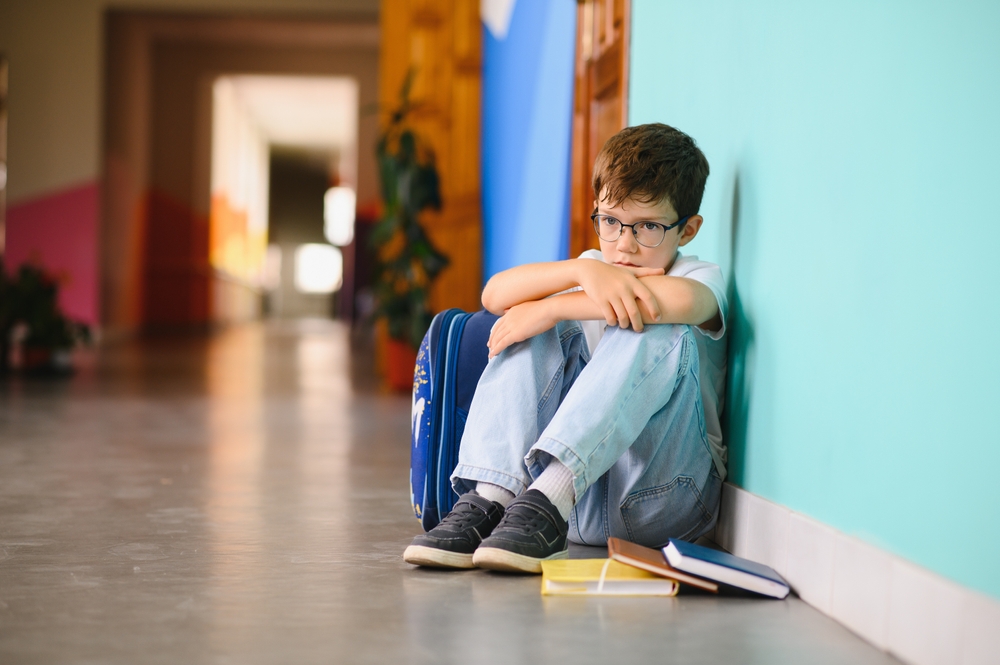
[591, 212, 690, 248]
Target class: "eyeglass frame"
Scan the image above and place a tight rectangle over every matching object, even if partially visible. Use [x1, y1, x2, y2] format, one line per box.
[590, 210, 691, 248]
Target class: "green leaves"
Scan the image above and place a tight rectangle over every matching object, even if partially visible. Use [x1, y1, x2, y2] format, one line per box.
[0, 258, 90, 372]
[371, 72, 450, 349]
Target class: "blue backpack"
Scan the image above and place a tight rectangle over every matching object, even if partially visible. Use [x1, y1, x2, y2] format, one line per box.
[410, 309, 498, 531]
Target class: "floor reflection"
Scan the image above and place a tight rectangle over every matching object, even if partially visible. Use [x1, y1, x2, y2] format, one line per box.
[0, 320, 900, 665]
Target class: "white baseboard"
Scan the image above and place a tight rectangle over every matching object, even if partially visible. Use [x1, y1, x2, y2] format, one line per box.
[713, 483, 1000, 665]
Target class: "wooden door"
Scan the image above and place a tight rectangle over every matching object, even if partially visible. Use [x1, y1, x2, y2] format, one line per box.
[379, 0, 483, 314]
[569, 0, 631, 259]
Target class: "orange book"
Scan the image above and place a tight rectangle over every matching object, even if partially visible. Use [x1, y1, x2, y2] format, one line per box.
[607, 537, 719, 593]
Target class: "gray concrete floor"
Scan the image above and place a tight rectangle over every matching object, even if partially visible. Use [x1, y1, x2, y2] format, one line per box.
[0, 320, 900, 664]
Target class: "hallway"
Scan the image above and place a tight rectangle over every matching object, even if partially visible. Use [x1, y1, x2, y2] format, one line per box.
[0, 322, 898, 664]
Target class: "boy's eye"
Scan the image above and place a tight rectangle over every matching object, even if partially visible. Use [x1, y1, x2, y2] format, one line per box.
[639, 222, 661, 231]
[601, 216, 619, 227]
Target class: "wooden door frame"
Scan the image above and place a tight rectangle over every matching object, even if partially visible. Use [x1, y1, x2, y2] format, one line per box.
[568, 0, 631, 260]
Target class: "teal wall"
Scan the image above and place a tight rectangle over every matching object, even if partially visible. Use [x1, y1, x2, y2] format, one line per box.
[630, 0, 1000, 598]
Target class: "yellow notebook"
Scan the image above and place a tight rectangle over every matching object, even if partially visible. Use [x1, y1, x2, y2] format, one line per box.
[541, 558, 679, 596]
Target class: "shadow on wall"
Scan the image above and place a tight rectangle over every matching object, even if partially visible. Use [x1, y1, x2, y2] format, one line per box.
[722, 174, 753, 486]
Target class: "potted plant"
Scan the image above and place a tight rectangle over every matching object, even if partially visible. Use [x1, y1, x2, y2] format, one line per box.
[0, 258, 90, 374]
[371, 73, 449, 391]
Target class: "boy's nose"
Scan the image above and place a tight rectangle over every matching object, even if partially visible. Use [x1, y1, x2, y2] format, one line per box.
[616, 227, 639, 252]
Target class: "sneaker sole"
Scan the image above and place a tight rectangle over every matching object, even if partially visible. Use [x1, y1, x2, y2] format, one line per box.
[403, 545, 475, 569]
[472, 546, 568, 573]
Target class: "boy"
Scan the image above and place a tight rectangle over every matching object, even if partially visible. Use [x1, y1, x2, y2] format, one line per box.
[404, 123, 727, 573]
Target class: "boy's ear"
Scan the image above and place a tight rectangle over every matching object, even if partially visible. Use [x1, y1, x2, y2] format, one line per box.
[677, 215, 704, 247]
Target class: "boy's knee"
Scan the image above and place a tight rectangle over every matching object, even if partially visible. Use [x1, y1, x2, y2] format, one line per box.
[599, 323, 693, 352]
[592, 323, 698, 382]
[517, 319, 587, 356]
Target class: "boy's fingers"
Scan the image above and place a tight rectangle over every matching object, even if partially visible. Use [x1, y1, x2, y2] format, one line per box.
[488, 332, 507, 357]
[492, 326, 527, 357]
[625, 298, 642, 332]
[636, 284, 661, 321]
[602, 304, 618, 327]
[489, 319, 509, 348]
[490, 326, 509, 353]
[611, 302, 628, 328]
[614, 302, 632, 329]
[625, 300, 644, 332]
[620, 266, 664, 277]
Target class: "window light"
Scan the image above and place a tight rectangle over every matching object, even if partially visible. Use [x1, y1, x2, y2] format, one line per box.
[323, 186, 356, 246]
[294, 244, 342, 294]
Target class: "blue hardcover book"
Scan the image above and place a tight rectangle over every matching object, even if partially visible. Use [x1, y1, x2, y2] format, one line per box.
[662, 539, 790, 599]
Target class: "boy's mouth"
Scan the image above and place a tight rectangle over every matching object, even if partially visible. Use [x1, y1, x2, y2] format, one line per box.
[614, 261, 640, 268]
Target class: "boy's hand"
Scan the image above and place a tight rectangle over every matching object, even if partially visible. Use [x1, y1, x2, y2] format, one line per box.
[487, 300, 557, 358]
[575, 260, 664, 331]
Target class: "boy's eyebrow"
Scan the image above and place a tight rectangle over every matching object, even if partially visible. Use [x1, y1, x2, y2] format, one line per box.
[596, 207, 673, 222]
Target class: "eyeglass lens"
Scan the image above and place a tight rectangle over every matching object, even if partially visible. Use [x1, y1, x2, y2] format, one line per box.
[593, 215, 665, 248]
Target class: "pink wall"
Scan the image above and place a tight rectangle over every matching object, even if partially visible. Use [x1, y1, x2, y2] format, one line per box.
[5, 182, 100, 326]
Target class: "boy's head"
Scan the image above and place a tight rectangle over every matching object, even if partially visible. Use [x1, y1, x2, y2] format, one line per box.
[591, 124, 710, 270]
[593, 123, 709, 218]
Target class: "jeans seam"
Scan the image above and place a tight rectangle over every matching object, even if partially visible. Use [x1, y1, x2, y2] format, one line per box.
[536, 365, 564, 416]
[558, 323, 583, 345]
[601, 475, 610, 542]
[540, 325, 587, 414]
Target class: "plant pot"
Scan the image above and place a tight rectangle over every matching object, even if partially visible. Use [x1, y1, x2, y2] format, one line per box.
[385, 338, 418, 393]
[18, 345, 74, 375]
[21, 345, 52, 371]
[374, 318, 389, 378]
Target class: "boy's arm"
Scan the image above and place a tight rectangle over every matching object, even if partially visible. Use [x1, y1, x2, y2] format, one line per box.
[487, 275, 721, 358]
[566, 275, 721, 329]
[480, 260, 581, 313]
[482, 259, 664, 329]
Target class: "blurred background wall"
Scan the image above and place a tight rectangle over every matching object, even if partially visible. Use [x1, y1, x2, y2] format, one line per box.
[0, 0, 379, 333]
[481, 0, 575, 277]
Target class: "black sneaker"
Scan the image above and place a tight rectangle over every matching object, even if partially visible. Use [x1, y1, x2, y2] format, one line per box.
[403, 492, 505, 569]
[472, 489, 568, 573]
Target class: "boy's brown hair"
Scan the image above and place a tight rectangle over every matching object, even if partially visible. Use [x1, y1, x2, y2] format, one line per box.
[592, 123, 710, 218]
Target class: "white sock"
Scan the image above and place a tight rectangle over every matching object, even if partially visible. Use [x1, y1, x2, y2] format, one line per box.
[528, 459, 575, 521]
[476, 481, 515, 508]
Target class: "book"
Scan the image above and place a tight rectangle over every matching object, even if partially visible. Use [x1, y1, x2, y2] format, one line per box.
[540, 559, 679, 596]
[607, 537, 718, 593]
[662, 539, 790, 599]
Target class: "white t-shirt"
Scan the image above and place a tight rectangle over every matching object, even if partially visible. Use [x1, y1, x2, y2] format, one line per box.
[575, 249, 728, 480]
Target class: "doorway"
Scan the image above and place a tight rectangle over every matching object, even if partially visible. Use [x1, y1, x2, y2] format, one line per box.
[101, 11, 379, 333]
[209, 75, 359, 323]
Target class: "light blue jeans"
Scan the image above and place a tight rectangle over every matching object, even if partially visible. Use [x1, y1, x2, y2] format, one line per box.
[451, 316, 722, 548]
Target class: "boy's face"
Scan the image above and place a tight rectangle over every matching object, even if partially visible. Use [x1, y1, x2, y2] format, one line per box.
[595, 192, 703, 271]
